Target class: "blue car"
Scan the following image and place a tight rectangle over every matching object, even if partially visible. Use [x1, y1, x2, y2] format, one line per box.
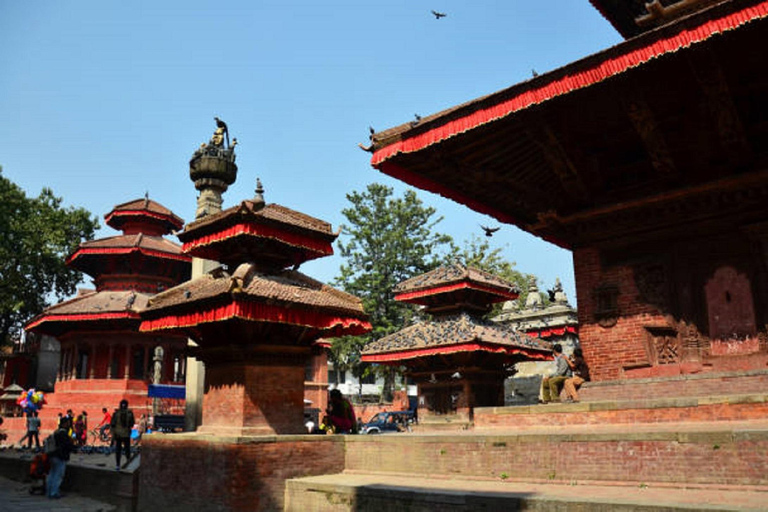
[361, 411, 416, 434]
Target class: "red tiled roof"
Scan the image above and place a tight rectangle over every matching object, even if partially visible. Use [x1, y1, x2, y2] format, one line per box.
[394, 263, 519, 302]
[67, 234, 191, 267]
[361, 312, 551, 363]
[371, 0, 768, 167]
[178, 201, 337, 267]
[26, 291, 150, 334]
[105, 197, 184, 232]
[181, 201, 336, 240]
[143, 264, 364, 316]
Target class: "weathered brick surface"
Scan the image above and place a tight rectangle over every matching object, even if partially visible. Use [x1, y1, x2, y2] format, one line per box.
[137, 434, 345, 512]
[474, 395, 768, 428]
[578, 370, 768, 401]
[343, 430, 768, 486]
[202, 362, 306, 435]
[573, 247, 768, 382]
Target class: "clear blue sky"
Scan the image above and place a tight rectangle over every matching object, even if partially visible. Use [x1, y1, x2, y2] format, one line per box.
[0, 1, 621, 303]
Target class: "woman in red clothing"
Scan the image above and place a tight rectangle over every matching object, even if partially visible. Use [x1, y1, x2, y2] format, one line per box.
[325, 389, 357, 434]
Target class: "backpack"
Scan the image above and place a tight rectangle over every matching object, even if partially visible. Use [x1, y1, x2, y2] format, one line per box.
[43, 432, 58, 455]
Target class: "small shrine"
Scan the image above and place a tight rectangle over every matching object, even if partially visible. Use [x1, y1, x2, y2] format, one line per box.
[25, 197, 191, 419]
[139, 122, 370, 436]
[362, 263, 551, 426]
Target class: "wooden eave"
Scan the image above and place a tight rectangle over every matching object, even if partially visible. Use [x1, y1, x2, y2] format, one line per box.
[371, 0, 768, 249]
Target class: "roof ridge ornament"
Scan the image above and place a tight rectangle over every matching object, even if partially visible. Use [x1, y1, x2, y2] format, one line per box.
[253, 178, 265, 210]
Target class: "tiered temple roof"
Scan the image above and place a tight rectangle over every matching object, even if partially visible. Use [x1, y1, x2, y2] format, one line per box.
[27, 198, 190, 335]
[363, 312, 550, 364]
[393, 263, 520, 313]
[177, 195, 337, 270]
[369, 0, 768, 249]
[362, 263, 550, 364]
[141, 264, 369, 339]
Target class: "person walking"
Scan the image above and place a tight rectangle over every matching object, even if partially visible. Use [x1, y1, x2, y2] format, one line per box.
[46, 416, 74, 499]
[110, 399, 135, 471]
[27, 411, 42, 450]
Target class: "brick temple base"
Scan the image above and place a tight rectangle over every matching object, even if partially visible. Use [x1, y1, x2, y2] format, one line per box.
[138, 433, 345, 511]
[199, 361, 307, 436]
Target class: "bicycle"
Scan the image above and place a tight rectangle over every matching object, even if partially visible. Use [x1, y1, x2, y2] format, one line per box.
[88, 424, 112, 446]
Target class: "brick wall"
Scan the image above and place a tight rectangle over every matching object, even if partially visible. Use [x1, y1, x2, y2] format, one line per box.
[474, 395, 768, 428]
[137, 434, 345, 512]
[343, 432, 768, 486]
[573, 246, 768, 383]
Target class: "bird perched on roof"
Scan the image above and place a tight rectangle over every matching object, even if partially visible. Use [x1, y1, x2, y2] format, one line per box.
[480, 225, 500, 237]
[214, 116, 230, 147]
[358, 126, 376, 152]
[410, 114, 422, 128]
[431, 10, 447, 19]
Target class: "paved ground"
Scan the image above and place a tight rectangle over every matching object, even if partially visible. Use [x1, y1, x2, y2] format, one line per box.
[0, 447, 137, 511]
[0, 474, 117, 512]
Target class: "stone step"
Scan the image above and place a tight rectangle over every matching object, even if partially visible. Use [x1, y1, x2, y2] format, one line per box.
[476, 393, 768, 429]
[285, 473, 768, 511]
[578, 370, 768, 402]
[344, 421, 768, 487]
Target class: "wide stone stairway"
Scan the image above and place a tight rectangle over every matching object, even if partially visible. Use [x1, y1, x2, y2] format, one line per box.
[285, 372, 768, 511]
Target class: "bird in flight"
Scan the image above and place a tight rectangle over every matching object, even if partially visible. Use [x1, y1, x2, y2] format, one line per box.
[480, 225, 500, 237]
[431, 10, 447, 19]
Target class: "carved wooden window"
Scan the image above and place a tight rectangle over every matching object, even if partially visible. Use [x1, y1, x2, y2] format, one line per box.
[594, 284, 619, 327]
[645, 327, 680, 365]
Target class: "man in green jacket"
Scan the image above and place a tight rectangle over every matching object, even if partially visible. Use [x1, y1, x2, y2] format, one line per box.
[110, 400, 135, 471]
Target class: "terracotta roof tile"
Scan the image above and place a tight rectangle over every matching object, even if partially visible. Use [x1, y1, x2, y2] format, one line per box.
[180, 201, 336, 241]
[105, 197, 185, 231]
[34, 290, 150, 317]
[394, 263, 518, 295]
[143, 263, 365, 317]
[73, 234, 186, 255]
[361, 312, 551, 356]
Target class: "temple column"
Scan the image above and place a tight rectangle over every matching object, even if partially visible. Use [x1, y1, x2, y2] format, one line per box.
[89, 341, 96, 379]
[124, 345, 131, 380]
[106, 344, 114, 379]
[57, 348, 64, 382]
[65, 347, 73, 380]
[143, 344, 150, 380]
[73, 345, 79, 379]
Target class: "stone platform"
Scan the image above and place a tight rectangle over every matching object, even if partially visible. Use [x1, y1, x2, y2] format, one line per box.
[286, 473, 768, 511]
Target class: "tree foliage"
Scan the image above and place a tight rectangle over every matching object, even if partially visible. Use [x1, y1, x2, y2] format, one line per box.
[0, 168, 99, 345]
[331, 184, 452, 397]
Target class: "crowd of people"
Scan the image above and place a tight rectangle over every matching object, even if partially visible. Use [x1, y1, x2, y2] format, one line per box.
[0, 399, 147, 499]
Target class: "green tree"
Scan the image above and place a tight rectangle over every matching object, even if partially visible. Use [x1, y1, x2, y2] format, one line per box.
[449, 235, 541, 312]
[332, 183, 452, 401]
[0, 168, 99, 345]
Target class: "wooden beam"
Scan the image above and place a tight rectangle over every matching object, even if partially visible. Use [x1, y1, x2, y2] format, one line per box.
[687, 48, 752, 166]
[521, 111, 591, 201]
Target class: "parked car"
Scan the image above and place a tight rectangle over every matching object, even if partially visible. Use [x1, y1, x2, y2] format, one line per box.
[361, 411, 416, 434]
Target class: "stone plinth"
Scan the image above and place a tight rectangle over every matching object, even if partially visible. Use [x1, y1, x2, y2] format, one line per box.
[414, 367, 506, 426]
[138, 433, 346, 512]
[199, 356, 308, 436]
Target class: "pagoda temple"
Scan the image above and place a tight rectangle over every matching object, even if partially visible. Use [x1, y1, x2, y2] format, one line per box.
[139, 170, 370, 436]
[367, 0, 768, 398]
[25, 197, 191, 422]
[362, 263, 550, 426]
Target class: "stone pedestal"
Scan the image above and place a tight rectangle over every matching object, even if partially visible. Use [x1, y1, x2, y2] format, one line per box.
[197, 348, 311, 436]
[415, 368, 506, 426]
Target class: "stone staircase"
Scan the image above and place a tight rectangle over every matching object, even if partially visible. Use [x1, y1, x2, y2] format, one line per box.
[285, 374, 768, 511]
